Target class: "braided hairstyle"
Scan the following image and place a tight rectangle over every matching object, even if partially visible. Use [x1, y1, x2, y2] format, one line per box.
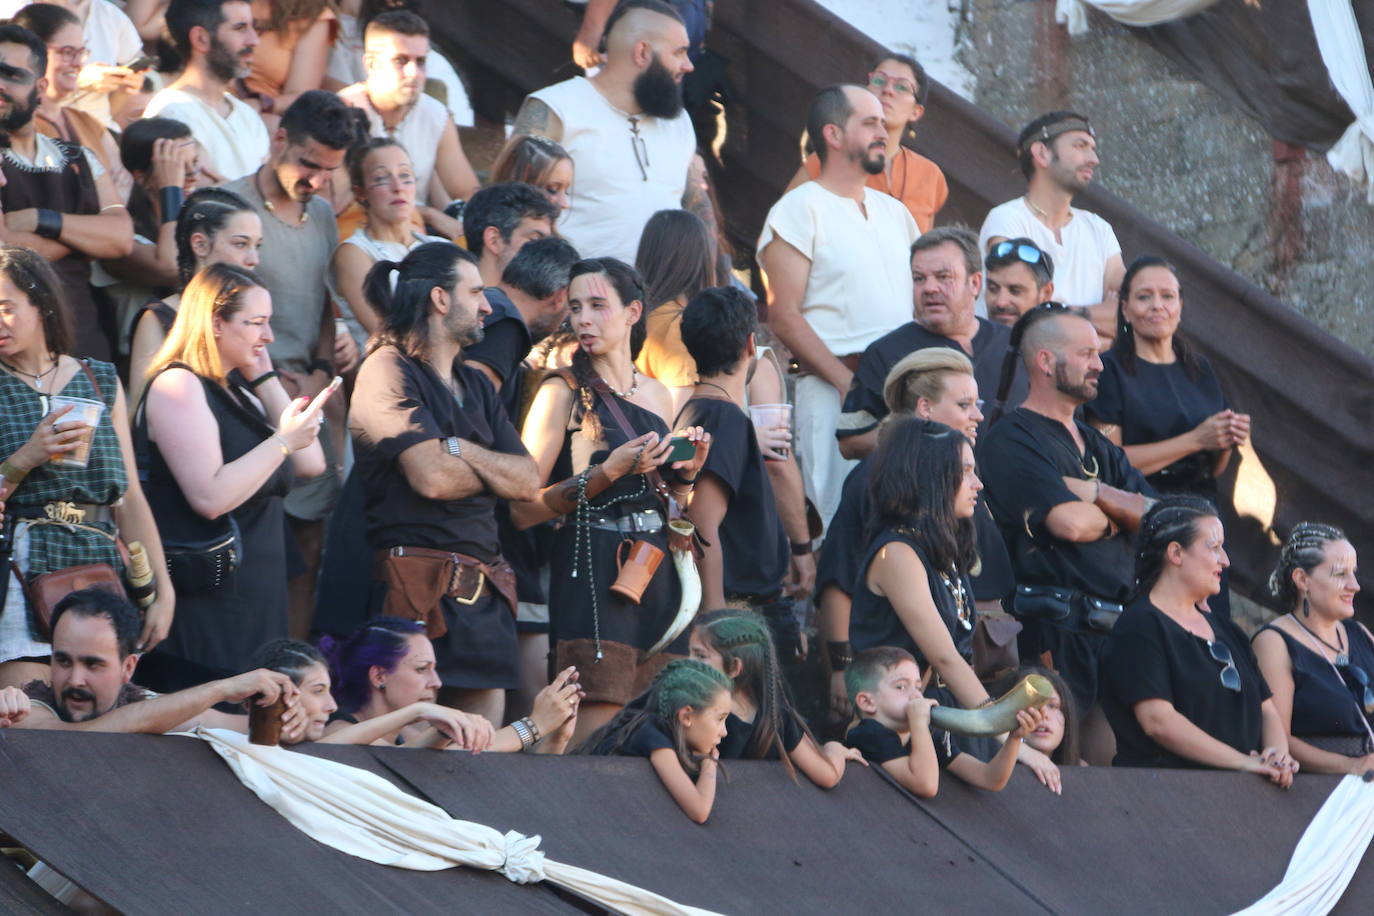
[987, 301, 1076, 426]
[692, 610, 812, 777]
[575, 658, 732, 776]
[251, 638, 328, 686]
[567, 257, 649, 443]
[1269, 522, 1347, 614]
[318, 617, 425, 715]
[174, 187, 256, 285]
[1131, 495, 1218, 601]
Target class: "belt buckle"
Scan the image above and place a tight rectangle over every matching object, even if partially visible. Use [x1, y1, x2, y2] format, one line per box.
[45, 501, 85, 525]
[450, 564, 486, 605]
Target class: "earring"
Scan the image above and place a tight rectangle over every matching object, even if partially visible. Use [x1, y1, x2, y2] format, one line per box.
[1301, 595, 1310, 618]
[378, 682, 386, 691]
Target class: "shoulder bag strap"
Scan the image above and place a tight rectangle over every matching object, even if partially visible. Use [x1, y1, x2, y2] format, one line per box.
[587, 376, 670, 505]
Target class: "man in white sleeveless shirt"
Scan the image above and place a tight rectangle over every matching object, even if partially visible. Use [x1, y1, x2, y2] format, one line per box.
[511, 0, 712, 264]
[338, 9, 479, 242]
[757, 86, 918, 533]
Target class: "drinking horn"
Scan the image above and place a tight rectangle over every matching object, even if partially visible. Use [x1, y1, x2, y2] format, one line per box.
[929, 674, 1055, 737]
[644, 518, 702, 657]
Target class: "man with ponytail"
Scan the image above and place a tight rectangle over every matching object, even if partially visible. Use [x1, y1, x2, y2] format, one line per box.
[349, 242, 540, 727]
[979, 305, 1155, 764]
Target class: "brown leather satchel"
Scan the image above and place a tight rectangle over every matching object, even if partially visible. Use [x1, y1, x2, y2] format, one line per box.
[17, 561, 126, 641]
[972, 614, 1023, 682]
[377, 547, 518, 639]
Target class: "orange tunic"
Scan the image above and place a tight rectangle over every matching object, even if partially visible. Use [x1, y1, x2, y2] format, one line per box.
[635, 299, 696, 388]
[803, 145, 947, 233]
[244, 2, 339, 100]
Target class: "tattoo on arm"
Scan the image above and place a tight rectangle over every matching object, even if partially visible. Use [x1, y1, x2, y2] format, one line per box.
[513, 98, 554, 138]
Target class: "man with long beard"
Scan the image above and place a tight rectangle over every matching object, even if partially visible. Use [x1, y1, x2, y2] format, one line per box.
[0, 23, 132, 361]
[143, 0, 268, 182]
[755, 84, 919, 534]
[512, 0, 712, 264]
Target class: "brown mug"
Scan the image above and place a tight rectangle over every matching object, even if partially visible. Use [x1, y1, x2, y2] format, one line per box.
[248, 694, 287, 746]
[609, 539, 664, 604]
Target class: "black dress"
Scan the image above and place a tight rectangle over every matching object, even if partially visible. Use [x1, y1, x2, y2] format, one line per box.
[547, 384, 684, 705]
[1255, 622, 1374, 755]
[850, 529, 976, 667]
[137, 368, 293, 691]
[1103, 597, 1270, 768]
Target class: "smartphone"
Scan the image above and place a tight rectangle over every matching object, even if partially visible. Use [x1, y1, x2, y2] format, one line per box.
[664, 436, 696, 462]
[309, 375, 343, 413]
[122, 55, 157, 71]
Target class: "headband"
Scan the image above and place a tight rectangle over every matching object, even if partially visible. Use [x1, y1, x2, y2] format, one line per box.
[1021, 117, 1095, 155]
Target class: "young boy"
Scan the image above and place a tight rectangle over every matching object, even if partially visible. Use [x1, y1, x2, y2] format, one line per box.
[844, 647, 1042, 797]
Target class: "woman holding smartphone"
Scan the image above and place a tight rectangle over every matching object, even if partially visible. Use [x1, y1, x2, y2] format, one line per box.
[136, 263, 334, 692]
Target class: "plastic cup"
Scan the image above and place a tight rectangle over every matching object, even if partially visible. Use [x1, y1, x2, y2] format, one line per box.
[47, 395, 104, 469]
[749, 403, 793, 459]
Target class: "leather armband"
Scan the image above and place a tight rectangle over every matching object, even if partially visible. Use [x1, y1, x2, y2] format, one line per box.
[539, 465, 612, 516]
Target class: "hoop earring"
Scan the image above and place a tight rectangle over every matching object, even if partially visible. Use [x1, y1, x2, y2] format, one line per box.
[1301, 595, 1310, 618]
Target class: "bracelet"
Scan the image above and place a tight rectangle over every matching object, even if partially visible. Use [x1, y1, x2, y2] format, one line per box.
[34, 209, 63, 240]
[510, 717, 535, 750]
[309, 358, 333, 376]
[790, 540, 813, 556]
[248, 370, 279, 389]
[520, 715, 542, 744]
[271, 434, 291, 456]
[159, 186, 184, 224]
[827, 640, 852, 671]
[1, 458, 29, 485]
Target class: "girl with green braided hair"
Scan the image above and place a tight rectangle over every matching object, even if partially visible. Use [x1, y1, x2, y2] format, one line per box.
[690, 609, 866, 787]
[577, 658, 734, 822]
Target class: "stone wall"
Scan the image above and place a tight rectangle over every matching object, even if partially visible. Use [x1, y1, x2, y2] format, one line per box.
[959, 0, 1374, 358]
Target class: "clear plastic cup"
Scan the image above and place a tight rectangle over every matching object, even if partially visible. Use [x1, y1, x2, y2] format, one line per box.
[749, 403, 793, 460]
[47, 395, 104, 469]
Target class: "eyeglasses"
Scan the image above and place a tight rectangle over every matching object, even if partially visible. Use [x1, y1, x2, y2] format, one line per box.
[628, 116, 649, 182]
[1206, 640, 1242, 693]
[867, 71, 917, 97]
[992, 240, 1050, 269]
[1337, 661, 1374, 715]
[47, 45, 90, 65]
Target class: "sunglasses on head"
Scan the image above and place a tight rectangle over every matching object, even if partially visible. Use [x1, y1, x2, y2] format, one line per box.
[992, 240, 1049, 268]
[1338, 661, 1374, 715]
[1206, 640, 1242, 693]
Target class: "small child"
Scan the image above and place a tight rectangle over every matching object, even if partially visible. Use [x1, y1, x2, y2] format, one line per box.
[690, 609, 865, 787]
[844, 647, 1044, 797]
[578, 659, 734, 823]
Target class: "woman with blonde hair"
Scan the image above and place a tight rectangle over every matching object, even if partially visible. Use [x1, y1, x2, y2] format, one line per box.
[136, 263, 336, 692]
[489, 133, 575, 213]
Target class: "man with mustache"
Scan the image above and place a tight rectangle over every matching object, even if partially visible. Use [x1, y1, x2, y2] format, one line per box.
[756, 84, 918, 532]
[338, 10, 478, 242]
[0, 587, 301, 733]
[978, 111, 1122, 341]
[0, 23, 132, 362]
[513, 0, 711, 264]
[836, 227, 1025, 462]
[979, 306, 1156, 765]
[143, 0, 268, 182]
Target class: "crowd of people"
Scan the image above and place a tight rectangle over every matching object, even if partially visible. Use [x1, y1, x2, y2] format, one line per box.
[0, 0, 1369, 851]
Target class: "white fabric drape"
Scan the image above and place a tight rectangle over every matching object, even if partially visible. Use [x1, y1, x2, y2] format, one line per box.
[195, 729, 722, 916]
[1308, 0, 1374, 203]
[1054, 0, 1221, 35]
[1231, 774, 1374, 916]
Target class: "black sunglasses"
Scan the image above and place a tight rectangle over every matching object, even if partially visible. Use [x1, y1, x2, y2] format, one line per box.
[1206, 640, 1242, 693]
[1338, 661, 1374, 715]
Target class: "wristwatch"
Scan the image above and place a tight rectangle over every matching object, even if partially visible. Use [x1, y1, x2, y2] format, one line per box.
[443, 436, 462, 458]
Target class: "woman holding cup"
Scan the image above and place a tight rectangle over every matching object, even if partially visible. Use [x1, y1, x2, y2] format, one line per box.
[0, 246, 174, 690]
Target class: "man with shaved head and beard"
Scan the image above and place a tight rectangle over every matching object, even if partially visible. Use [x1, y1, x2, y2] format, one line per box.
[513, 0, 711, 263]
[979, 306, 1157, 764]
[757, 83, 919, 532]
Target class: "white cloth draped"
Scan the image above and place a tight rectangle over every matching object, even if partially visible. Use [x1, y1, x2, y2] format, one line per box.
[1308, 0, 1374, 203]
[1232, 774, 1374, 916]
[1053, 0, 1221, 35]
[196, 728, 721, 916]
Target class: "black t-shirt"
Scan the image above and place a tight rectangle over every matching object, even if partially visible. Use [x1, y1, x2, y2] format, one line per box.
[845, 717, 957, 769]
[850, 530, 976, 667]
[464, 286, 534, 422]
[816, 460, 1013, 602]
[717, 709, 805, 760]
[1103, 597, 1271, 768]
[1256, 623, 1374, 741]
[1086, 349, 1227, 496]
[979, 407, 1154, 603]
[595, 714, 675, 758]
[837, 318, 1024, 441]
[349, 345, 528, 561]
[676, 396, 789, 598]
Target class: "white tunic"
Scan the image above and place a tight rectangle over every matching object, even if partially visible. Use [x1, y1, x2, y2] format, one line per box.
[977, 196, 1121, 311]
[338, 84, 451, 207]
[142, 89, 270, 182]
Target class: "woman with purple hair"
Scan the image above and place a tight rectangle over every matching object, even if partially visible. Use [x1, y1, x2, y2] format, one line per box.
[320, 618, 583, 751]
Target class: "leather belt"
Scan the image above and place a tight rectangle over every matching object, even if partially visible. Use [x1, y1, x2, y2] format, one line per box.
[10, 501, 114, 527]
[379, 545, 492, 604]
[585, 509, 664, 535]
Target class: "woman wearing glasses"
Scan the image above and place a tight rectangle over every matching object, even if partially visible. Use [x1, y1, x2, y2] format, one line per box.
[1102, 497, 1296, 784]
[785, 54, 947, 232]
[1252, 524, 1374, 774]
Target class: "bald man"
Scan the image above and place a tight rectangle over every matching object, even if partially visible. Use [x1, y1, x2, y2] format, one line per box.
[513, 0, 710, 263]
[756, 83, 919, 532]
[978, 307, 1156, 764]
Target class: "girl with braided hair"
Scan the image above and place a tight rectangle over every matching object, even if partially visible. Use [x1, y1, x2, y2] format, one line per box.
[689, 609, 864, 786]
[1101, 497, 1297, 783]
[578, 658, 734, 823]
[1252, 524, 1374, 774]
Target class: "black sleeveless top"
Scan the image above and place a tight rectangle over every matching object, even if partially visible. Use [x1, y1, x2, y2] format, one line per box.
[1255, 622, 1374, 741]
[850, 528, 976, 667]
[552, 381, 669, 513]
